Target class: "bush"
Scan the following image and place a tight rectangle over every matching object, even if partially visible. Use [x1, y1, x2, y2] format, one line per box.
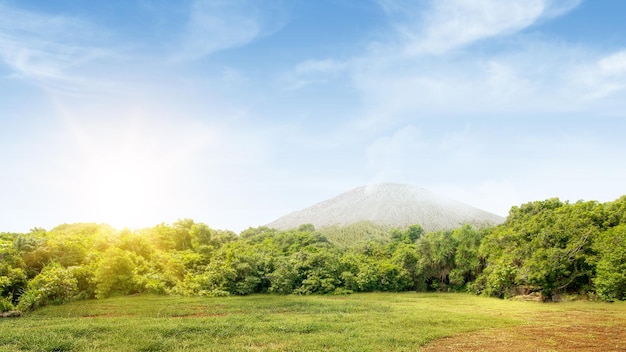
[16, 290, 38, 312]
[0, 295, 14, 312]
[17, 263, 77, 311]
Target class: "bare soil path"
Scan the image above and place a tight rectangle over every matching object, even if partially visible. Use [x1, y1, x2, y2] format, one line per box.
[422, 309, 626, 351]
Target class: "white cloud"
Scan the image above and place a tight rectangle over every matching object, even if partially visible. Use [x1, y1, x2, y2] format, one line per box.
[349, 39, 626, 134]
[353, 58, 529, 125]
[377, 0, 581, 55]
[177, 0, 286, 60]
[599, 51, 626, 75]
[574, 50, 626, 99]
[0, 3, 113, 90]
[410, 0, 544, 54]
[341, 0, 620, 135]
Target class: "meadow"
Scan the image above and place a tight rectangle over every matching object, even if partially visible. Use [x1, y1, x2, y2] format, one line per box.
[1, 293, 625, 352]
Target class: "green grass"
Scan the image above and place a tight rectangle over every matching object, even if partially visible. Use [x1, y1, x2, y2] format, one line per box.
[0, 293, 624, 351]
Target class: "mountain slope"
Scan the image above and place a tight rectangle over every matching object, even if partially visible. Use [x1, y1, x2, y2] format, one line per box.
[267, 183, 504, 232]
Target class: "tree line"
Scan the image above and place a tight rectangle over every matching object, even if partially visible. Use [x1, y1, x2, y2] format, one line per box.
[1, 196, 625, 312]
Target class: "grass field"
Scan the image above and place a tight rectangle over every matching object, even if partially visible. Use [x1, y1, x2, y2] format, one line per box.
[0, 293, 625, 351]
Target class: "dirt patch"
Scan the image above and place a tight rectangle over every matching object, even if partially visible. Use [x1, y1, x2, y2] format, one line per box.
[80, 313, 130, 318]
[170, 312, 228, 318]
[422, 311, 626, 352]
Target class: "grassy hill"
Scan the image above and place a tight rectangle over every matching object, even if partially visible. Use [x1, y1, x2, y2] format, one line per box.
[316, 220, 392, 247]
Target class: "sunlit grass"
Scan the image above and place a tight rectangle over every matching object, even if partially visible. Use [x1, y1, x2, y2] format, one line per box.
[1, 293, 624, 351]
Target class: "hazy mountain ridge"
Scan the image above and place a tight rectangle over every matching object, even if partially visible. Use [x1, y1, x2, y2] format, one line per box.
[267, 183, 505, 231]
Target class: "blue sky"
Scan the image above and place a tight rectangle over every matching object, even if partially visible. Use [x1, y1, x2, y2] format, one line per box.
[1, 0, 626, 233]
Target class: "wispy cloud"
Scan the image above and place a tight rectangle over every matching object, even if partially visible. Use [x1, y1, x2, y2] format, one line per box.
[284, 59, 347, 90]
[574, 50, 626, 99]
[176, 0, 287, 60]
[341, 0, 626, 135]
[377, 0, 582, 55]
[348, 0, 626, 214]
[0, 2, 115, 91]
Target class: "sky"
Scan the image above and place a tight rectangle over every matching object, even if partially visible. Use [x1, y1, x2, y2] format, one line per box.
[1, 0, 626, 233]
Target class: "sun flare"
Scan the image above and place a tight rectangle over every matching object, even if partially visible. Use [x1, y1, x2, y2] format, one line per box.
[90, 158, 159, 227]
[70, 120, 184, 229]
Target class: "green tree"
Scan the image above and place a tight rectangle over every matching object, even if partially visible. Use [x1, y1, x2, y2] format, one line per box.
[415, 230, 457, 291]
[268, 256, 300, 294]
[190, 222, 214, 248]
[594, 224, 626, 301]
[292, 247, 344, 294]
[354, 257, 410, 292]
[477, 199, 602, 300]
[391, 243, 420, 290]
[117, 230, 153, 260]
[94, 248, 139, 298]
[391, 224, 424, 244]
[148, 223, 177, 251]
[172, 219, 194, 251]
[449, 225, 484, 290]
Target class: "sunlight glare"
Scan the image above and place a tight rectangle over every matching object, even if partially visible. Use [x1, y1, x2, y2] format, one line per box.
[72, 119, 182, 230]
[90, 155, 160, 228]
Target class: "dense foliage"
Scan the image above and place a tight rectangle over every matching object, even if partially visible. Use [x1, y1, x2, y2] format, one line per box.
[1, 196, 625, 311]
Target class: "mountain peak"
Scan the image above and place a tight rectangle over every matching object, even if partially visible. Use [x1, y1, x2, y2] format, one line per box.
[267, 183, 504, 231]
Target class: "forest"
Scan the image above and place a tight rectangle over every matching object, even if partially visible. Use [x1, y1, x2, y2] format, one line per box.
[1, 196, 626, 313]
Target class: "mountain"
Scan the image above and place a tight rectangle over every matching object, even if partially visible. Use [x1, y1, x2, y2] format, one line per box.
[267, 183, 505, 232]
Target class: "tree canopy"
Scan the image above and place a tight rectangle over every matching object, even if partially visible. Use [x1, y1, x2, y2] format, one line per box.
[1, 196, 626, 312]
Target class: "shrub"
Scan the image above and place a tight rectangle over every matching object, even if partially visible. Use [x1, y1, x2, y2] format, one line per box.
[0, 295, 14, 312]
[17, 263, 77, 311]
